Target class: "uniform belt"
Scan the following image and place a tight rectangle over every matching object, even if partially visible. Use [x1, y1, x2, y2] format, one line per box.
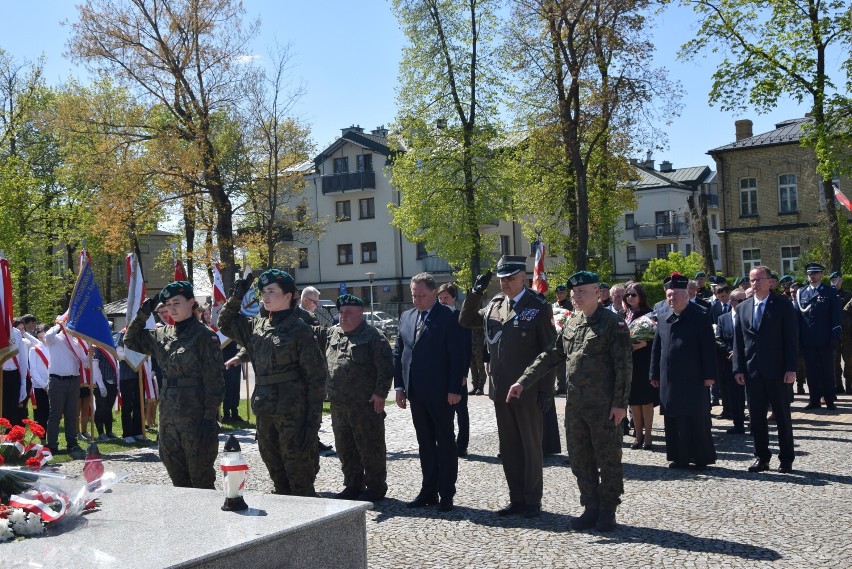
[164, 377, 203, 388]
[254, 371, 300, 386]
[49, 374, 79, 380]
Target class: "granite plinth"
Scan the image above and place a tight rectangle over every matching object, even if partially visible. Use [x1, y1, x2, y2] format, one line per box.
[1, 484, 369, 569]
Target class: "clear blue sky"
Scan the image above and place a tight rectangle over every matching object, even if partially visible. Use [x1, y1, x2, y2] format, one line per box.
[1, 0, 839, 172]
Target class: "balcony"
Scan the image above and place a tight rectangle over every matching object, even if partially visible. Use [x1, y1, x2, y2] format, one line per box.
[699, 193, 719, 208]
[421, 255, 453, 274]
[321, 171, 376, 194]
[633, 221, 690, 240]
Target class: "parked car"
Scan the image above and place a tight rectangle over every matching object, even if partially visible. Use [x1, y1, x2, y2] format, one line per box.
[363, 310, 399, 338]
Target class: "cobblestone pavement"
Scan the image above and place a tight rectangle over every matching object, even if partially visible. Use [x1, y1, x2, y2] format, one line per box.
[63, 392, 852, 568]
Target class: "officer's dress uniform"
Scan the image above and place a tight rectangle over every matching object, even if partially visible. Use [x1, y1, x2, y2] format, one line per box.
[518, 304, 632, 512]
[126, 311, 225, 489]
[460, 287, 556, 510]
[326, 320, 393, 499]
[219, 298, 327, 496]
[795, 282, 841, 407]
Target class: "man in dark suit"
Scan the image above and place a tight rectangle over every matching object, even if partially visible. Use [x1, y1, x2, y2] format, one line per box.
[459, 256, 556, 518]
[650, 273, 717, 469]
[795, 262, 841, 410]
[733, 265, 798, 473]
[715, 288, 746, 432]
[394, 272, 464, 512]
[708, 284, 732, 325]
[437, 283, 472, 458]
[688, 280, 712, 312]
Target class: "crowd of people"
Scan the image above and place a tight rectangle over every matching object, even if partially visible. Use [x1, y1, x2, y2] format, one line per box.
[2, 257, 846, 532]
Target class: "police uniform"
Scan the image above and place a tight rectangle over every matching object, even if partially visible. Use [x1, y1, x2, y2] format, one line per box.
[125, 281, 225, 489]
[459, 256, 556, 516]
[517, 271, 631, 530]
[795, 263, 842, 408]
[325, 295, 394, 501]
[218, 270, 327, 496]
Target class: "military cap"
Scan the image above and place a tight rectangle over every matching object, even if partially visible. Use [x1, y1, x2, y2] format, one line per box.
[732, 276, 744, 287]
[257, 268, 296, 292]
[770, 272, 779, 281]
[599, 282, 610, 290]
[555, 284, 567, 292]
[805, 262, 826, 274]
[830, 271, 841, 280]
[336, 294, 364, 309]
[495, 255, 527, 278]
[663, 272, 689, 290]
[566, 271, 599, 288]
[779, 275, 793, 285]
[694, 272, 706, 279]
[160, 280, 194, 300]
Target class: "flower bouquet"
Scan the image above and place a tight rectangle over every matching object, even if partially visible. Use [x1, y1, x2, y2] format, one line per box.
[553, 306, 572, 331]
[628, 315, 657, 344]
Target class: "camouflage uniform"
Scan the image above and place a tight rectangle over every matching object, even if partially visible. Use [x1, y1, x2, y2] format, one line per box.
[125, 311, 224, 489]
[469, 328, 487, 392]
[326, 320, 393, 497]
[218, 296, 327, 496]
[518, 304, 632, 510]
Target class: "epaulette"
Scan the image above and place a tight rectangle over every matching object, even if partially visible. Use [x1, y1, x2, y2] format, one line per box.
[532, 291, 549, 305]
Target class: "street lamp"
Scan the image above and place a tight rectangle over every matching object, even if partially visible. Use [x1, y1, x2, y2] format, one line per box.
[365, 272, 375, 326]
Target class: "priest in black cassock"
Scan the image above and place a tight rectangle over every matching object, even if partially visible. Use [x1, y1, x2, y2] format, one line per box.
[650, 273, 718, 469]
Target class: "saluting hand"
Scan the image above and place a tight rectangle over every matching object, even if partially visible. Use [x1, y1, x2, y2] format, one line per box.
[230, 273, 255, 299]
[472, 270, 493, 295]
[506, 383, 524, 402]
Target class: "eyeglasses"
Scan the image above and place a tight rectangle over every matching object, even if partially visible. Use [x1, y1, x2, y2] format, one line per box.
[303, 297, 318, 306]
[625, 293, 638, 298]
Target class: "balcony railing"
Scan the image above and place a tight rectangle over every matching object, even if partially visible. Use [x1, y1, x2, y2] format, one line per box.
[633, 222, 690, 240]
[421, 255, 453, 273]
[321, 170, 376, 194]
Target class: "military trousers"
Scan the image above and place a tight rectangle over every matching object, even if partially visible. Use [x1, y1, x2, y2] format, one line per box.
[256, 414, 318, 496]
[802, 345, 836, 405]
[833, 334, 852, 390]
[159, 420, 218, 489]
[494, 398, 543, 507]
[565, 405, 623, 509]
[331, 401, 388, 496]
[470, 338, 486, 391]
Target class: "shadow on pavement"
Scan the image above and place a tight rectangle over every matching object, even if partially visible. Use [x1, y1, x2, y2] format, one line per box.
[598, 525, 782, 561]
[624, 462, 852, 486]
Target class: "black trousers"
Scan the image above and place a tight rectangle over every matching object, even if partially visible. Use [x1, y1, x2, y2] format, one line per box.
[33, 387, 49, 430]
[802, 345, 836, 405]
[745, 375, 794, 465]
[454, 390, 469, 454]
[94, 382, 118, 435]
[120, 378, 143, 437]
[718, 355, 746, 426]
[223, 364, 241, 416]
[410, 397, 458, 499]
[2, 369, 24, 425]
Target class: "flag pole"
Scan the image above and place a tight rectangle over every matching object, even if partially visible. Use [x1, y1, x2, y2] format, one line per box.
[243, 362, 251, 423]
[137, 367, 146, 438]
[89, 348, 97, 440]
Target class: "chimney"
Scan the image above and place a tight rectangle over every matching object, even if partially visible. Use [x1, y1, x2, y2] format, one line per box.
[629, 158, 639, 166]
[341, 124, 364, 135]
[660, 160, 673, 172]
[371, 125, 389, 137]
[644, 159, 655, 171]
[735, 119, 753, 141]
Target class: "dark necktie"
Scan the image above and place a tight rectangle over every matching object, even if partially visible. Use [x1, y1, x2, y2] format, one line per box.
[754, 302, 764, 330]
[415, 311, 426, 338]
[723, 303, 730, 313]
[509, 299, 515, 312]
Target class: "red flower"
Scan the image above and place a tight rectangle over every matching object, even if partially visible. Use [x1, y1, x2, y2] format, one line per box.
[28, 423, 45, 438]
[0, 417, 11, 430]
[26, 457, 42, 470]
[6, 425, 25, 442]
[0, 454, 5, 466]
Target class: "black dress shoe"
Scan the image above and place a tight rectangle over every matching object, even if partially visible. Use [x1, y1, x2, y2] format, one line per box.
[726, 426, 746, 434]
[668, 462, 689, 469]
[748, 458, 770, 472]
[778, 463, 793, 474]
[474, 389, 484, 396]
[406, 494, 439, 508]
[439, 497, 454, 512]
[496, 503, 524, 517]
[642, 442, 653, 450]
[359, 490, 386, 502]
[457, 448, 468, 458]
[571, 508, 599, 530]
[318, 441, 334, 452]
[468, 388, 478, 395]
[796, 385, 806, 395]
[846, 386, 852, 395]
[825, 402, 837, 410]
[804, 402, 821, 410]
[523, 504, 542, 518]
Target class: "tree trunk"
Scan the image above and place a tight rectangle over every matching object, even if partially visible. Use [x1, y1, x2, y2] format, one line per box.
[184, 199, 195, 284]
[687, 194, 715, 275]
[823, 177, 842, 271]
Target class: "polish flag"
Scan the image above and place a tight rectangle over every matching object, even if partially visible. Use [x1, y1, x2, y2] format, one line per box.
[531, 238, 548, 294]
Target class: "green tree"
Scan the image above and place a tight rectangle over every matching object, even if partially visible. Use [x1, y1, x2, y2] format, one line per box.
[643, 251, 705, 282]
[679, 0, 852, 272]
[390, 0, 511, 286]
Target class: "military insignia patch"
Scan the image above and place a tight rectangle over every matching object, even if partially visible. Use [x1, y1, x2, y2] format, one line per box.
[519, 308, 540, 321]
[162, 289, 170, 298]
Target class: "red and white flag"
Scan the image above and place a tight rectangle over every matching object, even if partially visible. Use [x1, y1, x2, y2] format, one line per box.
[835, 185, 852, 213]
[210, 261, 227, 326]
[174, 256, 187, 281]
[0, 255, 18, 365]
[123, 253, 155, 370]
[531, 238, 548, 294]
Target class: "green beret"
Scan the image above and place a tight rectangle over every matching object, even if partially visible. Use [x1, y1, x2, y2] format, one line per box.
[567, 271, 599, 288]
[694, 272, 706, 279]
[257, 269, 295, 293]
[160, 280, 194, 300]
[495, 255, 527, 278]
[336, 294, 364, 309]
[599, 282, 610, 290]
[555, 284, 567, 292]
[779, 275, 793, 284]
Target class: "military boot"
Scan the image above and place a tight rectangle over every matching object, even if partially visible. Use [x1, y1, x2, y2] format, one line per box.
[595, 507, 617, 532]
[571, 507, 599, 530]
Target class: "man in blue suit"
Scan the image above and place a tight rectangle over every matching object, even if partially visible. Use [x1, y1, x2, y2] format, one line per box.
[795, 262, 841, 410]
[733, 265, 798, 473]
[394, 272, 464, 512]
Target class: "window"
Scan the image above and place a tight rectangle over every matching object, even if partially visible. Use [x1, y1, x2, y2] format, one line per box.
[335, 200, 351, 221]
[778, 174, 798, 213]
[685, 244, 692, 255]
[741, 248, 761, 274]
[780, 246, 800, 275]
[625, 214, 635, 230]
[361, 242, 377, 263]
[656, 243, 676, 258]
[739, 178, 758, 216]
[356, 154, 373, 172]
[712, 244, 719, 261]
[626, 246, 636, 262]
[500, 235, 510, 254]
[337, 244, 353, 265]
[359, 198, 375, 219]
[711, 214, 717, 230]
[298, 248, 309, 269]
[416, 242, 428, 260]
[333, 157, 348, 174]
